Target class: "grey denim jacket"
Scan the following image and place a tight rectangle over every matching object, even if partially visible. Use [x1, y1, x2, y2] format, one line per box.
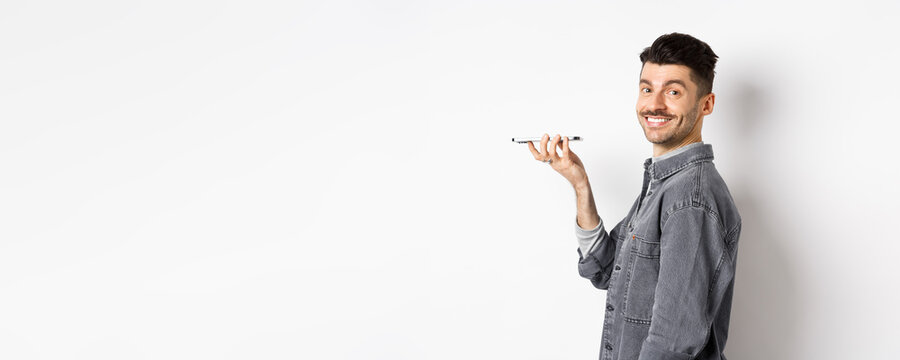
[576, 143, 741, 360]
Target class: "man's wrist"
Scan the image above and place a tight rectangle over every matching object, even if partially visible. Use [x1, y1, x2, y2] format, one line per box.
[573, 179, 591, 194]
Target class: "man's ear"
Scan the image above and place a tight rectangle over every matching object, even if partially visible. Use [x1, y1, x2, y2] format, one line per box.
[700, 92, 715, 116]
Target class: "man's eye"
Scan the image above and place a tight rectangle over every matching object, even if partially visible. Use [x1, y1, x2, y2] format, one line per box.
[668, 90, 679, 95]
[641, 88, 651, 93]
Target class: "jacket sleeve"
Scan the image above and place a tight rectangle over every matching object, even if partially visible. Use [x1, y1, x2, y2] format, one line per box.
[576, 217, 622, 290]
[638, 207, 732, 360]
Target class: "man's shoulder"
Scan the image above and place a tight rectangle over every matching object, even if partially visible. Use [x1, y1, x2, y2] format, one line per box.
[659, 161, 741, 230]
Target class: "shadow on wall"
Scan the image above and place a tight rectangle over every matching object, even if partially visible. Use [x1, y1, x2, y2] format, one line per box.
[724, 81, 803, 359]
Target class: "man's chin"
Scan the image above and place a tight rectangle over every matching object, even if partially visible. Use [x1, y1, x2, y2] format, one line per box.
[642, 132, 669, 145]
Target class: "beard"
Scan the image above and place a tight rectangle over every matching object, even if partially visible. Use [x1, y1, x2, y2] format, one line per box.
[640, 101, 701, 145]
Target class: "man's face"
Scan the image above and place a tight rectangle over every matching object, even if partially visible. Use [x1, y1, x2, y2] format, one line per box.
[635, 63, 707, 147]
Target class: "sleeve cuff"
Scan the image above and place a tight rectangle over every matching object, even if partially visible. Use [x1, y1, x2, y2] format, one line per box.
[576, 217, 604, 257]
[576, 217, 603, 234]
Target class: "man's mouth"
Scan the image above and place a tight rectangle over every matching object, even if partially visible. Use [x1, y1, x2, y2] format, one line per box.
[645, 117, 672, 127]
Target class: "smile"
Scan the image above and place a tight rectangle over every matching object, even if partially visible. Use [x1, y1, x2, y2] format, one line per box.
[645, 117, 671, 127]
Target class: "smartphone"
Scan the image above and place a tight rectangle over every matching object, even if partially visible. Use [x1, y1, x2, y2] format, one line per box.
[511, 136, 582, 144]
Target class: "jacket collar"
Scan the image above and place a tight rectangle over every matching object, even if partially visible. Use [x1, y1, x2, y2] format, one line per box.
[642, 143, 715, 181]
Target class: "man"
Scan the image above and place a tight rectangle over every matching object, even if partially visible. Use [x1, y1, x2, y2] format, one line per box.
[526, 33, 742, 359]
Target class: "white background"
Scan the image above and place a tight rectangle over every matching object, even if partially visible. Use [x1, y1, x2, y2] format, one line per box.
[2, 1, 899, 359]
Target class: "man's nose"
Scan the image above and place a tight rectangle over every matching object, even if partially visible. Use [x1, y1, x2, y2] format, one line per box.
[647, 92, 667, 111]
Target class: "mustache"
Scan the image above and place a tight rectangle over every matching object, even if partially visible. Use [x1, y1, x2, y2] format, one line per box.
[640, 111, 675, 118]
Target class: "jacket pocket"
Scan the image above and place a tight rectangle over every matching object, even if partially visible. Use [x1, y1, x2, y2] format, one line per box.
[622, 236, 661, 323]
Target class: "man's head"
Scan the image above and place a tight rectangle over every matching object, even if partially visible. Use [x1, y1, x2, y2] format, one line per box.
[635, 33, 718, 155]
[640, 33, 718, 97]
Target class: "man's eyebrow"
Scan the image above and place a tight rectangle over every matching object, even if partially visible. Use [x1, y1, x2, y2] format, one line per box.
[664, 79, 687, 88]
[639, 79, 687, 88]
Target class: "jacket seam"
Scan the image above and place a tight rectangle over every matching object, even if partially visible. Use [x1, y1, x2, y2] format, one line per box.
[723, 221, 742, 260]
[708, 251, 727, 297]
[661, 203, 726, 239]
[692, 160, 702, 206]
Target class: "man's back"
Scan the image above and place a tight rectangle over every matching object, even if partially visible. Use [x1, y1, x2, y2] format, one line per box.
[576, 143, 741, 359]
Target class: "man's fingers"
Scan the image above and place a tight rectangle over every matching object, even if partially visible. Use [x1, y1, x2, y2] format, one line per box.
[539, 133, 550, 159]
[561, 135, 570, 157]
[548, 134, 561, 161]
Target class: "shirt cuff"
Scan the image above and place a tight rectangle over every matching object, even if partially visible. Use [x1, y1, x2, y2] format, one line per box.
[576, 217, 604, 257]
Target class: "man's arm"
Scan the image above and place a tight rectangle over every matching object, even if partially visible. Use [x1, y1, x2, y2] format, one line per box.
[638, 207, 735, 359]
[525, 134, 617, 288]
[574, 181, 601, 231]
[575, 194, 618, 290]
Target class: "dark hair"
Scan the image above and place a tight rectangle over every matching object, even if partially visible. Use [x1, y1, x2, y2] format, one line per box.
[639, 33, 718, 97]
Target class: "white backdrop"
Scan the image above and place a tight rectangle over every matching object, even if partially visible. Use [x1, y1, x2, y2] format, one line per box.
[2, 1, 899, 359]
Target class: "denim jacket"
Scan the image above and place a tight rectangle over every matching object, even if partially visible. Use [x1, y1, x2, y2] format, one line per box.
[576, 143, 741, 360]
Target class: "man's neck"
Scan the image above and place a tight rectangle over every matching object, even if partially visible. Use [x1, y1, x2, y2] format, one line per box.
[653, 135, 703, 158]
[652, 141, 704, 164]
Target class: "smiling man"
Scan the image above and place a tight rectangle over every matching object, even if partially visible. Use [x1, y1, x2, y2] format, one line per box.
[527, 33, 742, 359]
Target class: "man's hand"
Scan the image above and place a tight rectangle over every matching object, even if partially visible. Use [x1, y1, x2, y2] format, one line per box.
[527, 133, 589, 188]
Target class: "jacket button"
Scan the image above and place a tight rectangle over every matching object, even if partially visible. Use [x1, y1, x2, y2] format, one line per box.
[614, 265, 621, 271]
[606, 304, 614, 311]
[605, 343, 613, 351]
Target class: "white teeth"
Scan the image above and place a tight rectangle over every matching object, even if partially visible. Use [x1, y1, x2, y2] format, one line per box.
[647, 117, 670, 123]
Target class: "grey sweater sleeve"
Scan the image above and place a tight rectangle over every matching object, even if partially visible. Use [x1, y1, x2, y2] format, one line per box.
[576, 217, 605, 258]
